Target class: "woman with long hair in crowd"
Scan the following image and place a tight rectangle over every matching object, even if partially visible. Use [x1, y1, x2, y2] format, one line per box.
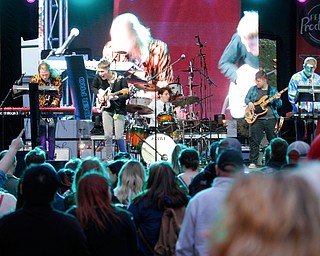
[128, 162, 188, 256]
[68, 171, 138, 256]
[114, 159, 146, 207]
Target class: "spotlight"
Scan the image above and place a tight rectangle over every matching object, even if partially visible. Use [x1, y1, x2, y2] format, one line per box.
[26, 0, 36, 3]
[297, 0, 307, 3]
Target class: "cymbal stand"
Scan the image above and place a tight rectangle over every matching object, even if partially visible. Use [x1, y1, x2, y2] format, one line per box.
[1, 87, 13, 149]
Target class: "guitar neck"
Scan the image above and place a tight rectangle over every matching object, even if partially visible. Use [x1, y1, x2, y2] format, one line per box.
[264, 87, 288, 105]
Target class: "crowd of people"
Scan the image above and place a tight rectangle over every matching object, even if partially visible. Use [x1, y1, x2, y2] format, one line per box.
[1, 128, 320, 255]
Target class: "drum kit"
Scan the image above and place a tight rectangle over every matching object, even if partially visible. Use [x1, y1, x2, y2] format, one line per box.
[125, 81, 200, 165]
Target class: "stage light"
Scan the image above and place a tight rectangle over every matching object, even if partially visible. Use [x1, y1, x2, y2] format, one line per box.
[297, 0, 307, 3]
[26, 0, 36, 3]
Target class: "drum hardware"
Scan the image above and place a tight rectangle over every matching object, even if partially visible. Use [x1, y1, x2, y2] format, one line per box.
[133, 83, 161, 92]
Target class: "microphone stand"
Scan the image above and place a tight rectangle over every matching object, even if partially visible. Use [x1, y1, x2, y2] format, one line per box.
[1, 87, 13, 149]
[146, 55, 186, 162]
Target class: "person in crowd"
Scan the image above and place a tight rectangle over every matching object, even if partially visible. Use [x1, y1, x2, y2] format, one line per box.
[171, 143, 187, 175]
[144, 86, 174, 129]
[176, 148, 245, 256]
[105, 159, 128, 189]
[219, 11, 259, 118]
[57, 168, 75, 197]
[64, 156, 113, 210]
[245, 70, 282, 169]
[67, 171, 138, 256]
[208, 173, 320, 256]
[288, 56, 320, 143]
[17, 146, 66, 211]
[260, 137, 288, 173]
[0, 188, 17, 216]
[114, 160, 146, 207]
[0, 163, 90, 255]
[0, 150, 19, 198]
[91, 59, 129, 161]
[188, 141, 219, 197]
[128, 162, 188, 256]
[0, 129, 24, 187]
[281, 140, 310, 170]
[64, 157, 82, 171]
[307, 133, 320, 160]
[177, 148, 200, 194]
[102, 12, 173, 98]
[30, 61, 62, 160]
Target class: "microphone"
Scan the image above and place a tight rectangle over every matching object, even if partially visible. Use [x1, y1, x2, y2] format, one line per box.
[180, 54, 186, 60]
[16, 72, 26, 85]
[55, 28, 80, 55]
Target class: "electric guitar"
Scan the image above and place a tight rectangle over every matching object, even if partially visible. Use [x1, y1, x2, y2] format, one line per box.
[96, 88, 129, 112]
[244, 87, 288, 124]
[228, 64, 259, 118]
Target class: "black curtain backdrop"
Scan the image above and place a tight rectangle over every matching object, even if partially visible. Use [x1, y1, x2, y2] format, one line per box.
[0, 0, 38, 150]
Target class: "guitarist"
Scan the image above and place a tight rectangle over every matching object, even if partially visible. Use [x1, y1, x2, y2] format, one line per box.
[92, 59, 129, 161]
[245, 70, 282, 169]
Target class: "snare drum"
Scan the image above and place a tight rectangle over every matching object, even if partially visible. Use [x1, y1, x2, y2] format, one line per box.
[126, 126, 148, 153]
[157, 112, 177, 133]
[141, 133, 176, 164]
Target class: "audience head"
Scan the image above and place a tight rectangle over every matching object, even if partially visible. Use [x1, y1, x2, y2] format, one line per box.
[76, 171, 117, 230]
[21, 163, 59, 205]
[217, 137, 242, 156]
[115, 160, 146, 205]
[263, 146, 271, 164]
[307, 134, 320, 160]
[269, 137, 288, 161]
[57, 168, 75, 196]
[0, 150, 17, 173]
[287, 140, 310, 164]
[178, 148, 199, 171]
[146, 162, 188, 209]
[209, 141, 220, 162]
[24, 146, 46, 167]
[105, 159, 127, 188]
[73, 156, 107, 192]
[216, 148, 244, 176]
[64, 158, 82, 171]
[171, 143, 187, 174]
[209, 173, 320, 256]
[114, 152, 131, 161]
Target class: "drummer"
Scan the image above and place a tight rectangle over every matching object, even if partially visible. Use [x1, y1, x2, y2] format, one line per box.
[144, 86, 174, 128]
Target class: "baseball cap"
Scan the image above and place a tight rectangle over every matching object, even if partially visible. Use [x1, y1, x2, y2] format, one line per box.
[217, 137, 242, 154]
[217, 148, 244, 173]
[287, 141, 310, 159]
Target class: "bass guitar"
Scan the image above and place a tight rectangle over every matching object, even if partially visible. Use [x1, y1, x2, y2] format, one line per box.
[244, 87, 288, 124]
[96, 88, 129, 112]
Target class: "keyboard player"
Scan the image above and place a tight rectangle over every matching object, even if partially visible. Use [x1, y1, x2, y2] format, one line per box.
[30, 61, 62, 160]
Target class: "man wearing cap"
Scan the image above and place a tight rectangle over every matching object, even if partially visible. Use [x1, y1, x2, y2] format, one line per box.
[281, 140, 310, 170]
[176, 148, 245, 256]
[288, 56, 320, 143]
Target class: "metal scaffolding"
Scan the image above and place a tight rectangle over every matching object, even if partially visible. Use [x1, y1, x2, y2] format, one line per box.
[43, 0, 68, 50]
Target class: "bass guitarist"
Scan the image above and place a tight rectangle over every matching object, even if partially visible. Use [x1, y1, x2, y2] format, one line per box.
[92, 59, 129, 161]
[245, 69, 282, 169]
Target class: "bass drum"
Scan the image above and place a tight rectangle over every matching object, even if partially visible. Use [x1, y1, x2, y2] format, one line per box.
[141, 133, 176, 165]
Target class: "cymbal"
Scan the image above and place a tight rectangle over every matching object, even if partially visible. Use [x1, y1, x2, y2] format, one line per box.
[133, 84, 160, 92]
[126, 104, 154, 115]
[172, 96, 200, 107]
